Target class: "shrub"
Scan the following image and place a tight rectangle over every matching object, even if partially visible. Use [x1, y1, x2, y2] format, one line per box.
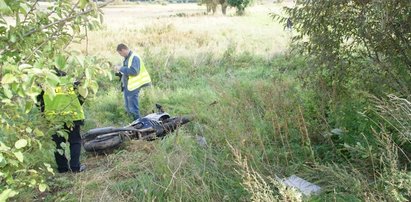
[228, 0, 251, 15]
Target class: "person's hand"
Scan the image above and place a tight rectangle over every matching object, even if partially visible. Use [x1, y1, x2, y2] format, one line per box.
[115, 72, 122, 77]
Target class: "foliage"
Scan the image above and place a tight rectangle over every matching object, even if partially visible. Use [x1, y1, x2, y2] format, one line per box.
[0, 0, 112, 200]
[227, 0, 251, 15]
[4, 2, 411, 201]
[273, 0, 411, 97]
[269, 0, 411, 200]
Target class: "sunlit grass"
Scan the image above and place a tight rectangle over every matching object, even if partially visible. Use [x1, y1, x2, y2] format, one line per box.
[69, 3, 290, 60]
[18, 2, 410, 202]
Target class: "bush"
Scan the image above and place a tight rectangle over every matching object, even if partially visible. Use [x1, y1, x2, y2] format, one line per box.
[227, 0, 251, 15]
[274, 0, 411, 97]
[0, 0, 111, 200]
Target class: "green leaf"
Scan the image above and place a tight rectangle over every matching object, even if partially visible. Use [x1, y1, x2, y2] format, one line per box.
[15, 139, 28, 149]
[55, 55, 66, 69]
[45, 87, 56, 101]
[9, 34, 16, 43]
[0, 189, 18, 202]
[76, 56, 85, 67]
[8, 159, 18, 167]
[38, 183, 47, 192]
[45, 71, 60, 86]
[34, 128, 44, 137]
[18, 64, 32, 70]
[0, 142, 11, 151]
[44, 163, 54, 174]
[1, 74, 17, 84]
[34, 139, 42, 150]
[56, 130, 67, 137]
[107, 71, 113, 81]
[0, 0, 11, 13]
[20, 3, 30, 14]
[78, 86, 88, 98]
[0, 154, 6, 168]
[28, 68, 42, 75]
[1, 99, 11, 104]
[79, 0, 89, 9]
[26, 85, 42, 102]
[56, 149, 64, 156]
[13, 151, 24, 162]
[90, 80, 99, 94]
[25, 101, 33, 113]
[2, 85, 13, 99]
[85, 68, 91, 79]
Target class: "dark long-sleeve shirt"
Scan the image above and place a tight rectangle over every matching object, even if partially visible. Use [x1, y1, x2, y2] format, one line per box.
[120, 51, 140, 94]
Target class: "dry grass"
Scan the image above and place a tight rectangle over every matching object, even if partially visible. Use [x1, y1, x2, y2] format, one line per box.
[56, 140, 160, 201]
[69, 3, 292, 62]
[41, 2, 302, 201]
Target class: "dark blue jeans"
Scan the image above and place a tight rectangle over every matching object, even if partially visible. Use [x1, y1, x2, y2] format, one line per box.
[124, 89, 140, 120]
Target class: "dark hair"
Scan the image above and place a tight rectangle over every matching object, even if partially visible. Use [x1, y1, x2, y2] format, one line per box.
[116, 43, 128, 51]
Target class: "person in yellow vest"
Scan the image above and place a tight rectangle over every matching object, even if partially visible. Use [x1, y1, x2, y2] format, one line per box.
[116, 44, 152, 120]
[37, 68, 86, 173]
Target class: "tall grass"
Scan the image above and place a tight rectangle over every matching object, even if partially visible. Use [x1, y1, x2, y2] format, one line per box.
[20, 40, 410, 202]
[17, 3, 411, 202]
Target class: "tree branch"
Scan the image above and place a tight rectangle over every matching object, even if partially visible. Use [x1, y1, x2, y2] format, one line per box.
[0, 0, 113, 56]
[22, 0, 39, 24]
[23, 0, 113, 38]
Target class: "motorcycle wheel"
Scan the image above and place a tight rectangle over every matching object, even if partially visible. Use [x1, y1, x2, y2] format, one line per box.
[83, 135, 123, 153]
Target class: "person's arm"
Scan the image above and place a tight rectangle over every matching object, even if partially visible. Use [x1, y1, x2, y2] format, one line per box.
[119, 56, 140, 76]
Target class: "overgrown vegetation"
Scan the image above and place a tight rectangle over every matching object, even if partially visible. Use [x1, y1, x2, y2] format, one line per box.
[0, 0, 111, 200]
[227, 0, 251, 15]
[2, 1, 411, 201]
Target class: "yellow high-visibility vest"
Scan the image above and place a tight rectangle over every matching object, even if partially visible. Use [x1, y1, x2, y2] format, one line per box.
[43, 84, 85, 122]
[127, 53, 151, 91]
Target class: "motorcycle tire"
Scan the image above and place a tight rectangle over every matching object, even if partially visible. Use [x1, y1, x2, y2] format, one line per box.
[83, 135, 123, 153]
[82, 127, 138, 142]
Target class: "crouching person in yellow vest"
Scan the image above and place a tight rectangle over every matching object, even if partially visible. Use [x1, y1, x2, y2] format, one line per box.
[116, 43, 152, 120]
[37, 69, 86, 173]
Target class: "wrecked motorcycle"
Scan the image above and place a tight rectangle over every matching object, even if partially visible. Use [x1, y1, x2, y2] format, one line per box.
[82, 104, 191, 153]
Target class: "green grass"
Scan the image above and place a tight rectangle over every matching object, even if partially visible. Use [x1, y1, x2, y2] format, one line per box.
[13, 2, 411, 202]
[39, 48, 314, 201]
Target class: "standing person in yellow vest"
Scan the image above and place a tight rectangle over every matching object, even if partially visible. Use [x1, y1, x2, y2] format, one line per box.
[116, 44, 152, 120]
[37, 68, 86, 173]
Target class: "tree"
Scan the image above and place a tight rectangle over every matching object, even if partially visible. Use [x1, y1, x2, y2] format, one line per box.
[0, 0, 113, 200]
[227, 0, 251, 15]
[271, 1, 411, 200]
[273, 0, 411, 97]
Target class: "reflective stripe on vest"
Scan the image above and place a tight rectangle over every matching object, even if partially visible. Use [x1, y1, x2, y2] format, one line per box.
[43, 85, 85, 122]
[127, 53, 151, 91]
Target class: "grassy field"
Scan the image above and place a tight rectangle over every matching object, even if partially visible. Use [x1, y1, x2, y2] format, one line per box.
[14, 2, 391, 202]
[33, 3, 300, 201]
[70, 2, 291, 58]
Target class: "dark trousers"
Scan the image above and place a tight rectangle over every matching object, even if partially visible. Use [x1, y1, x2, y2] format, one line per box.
[52, 124, 82, 173]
